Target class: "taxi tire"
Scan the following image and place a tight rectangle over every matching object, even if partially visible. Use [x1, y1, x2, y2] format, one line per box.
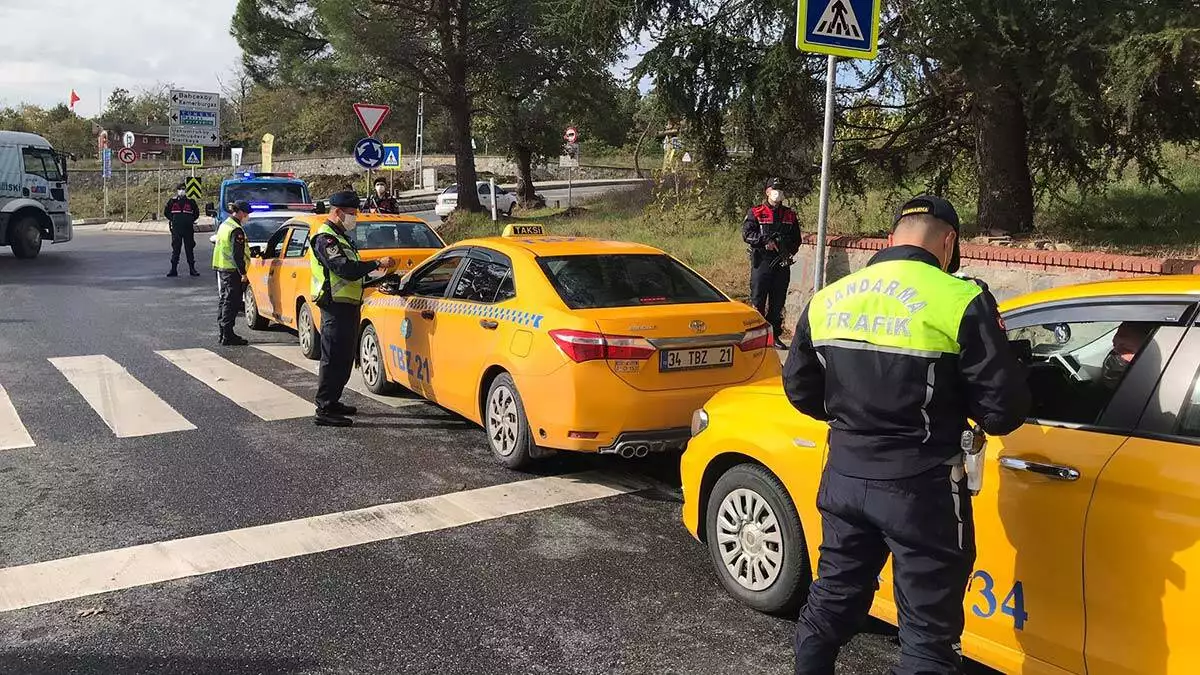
[705, 464, 809, 617]
[484, 373, 534, 470]
[358, 324, 397, 394]
[244, 287, 269, 330]
[298, 302, 320, 360]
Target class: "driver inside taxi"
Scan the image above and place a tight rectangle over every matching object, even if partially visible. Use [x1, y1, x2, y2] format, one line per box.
[1100, 321, 1156, 389]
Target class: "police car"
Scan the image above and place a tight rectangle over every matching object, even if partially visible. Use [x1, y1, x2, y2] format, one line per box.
[243, 212, 446, 358]
[681, 274, 1200, 674]
[208, 204, 317, 253]
[355, 223, 781, 469]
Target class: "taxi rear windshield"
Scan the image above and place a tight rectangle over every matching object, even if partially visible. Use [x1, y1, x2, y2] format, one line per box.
[350, 220, 442, 250]
[537, 254, 725, 309]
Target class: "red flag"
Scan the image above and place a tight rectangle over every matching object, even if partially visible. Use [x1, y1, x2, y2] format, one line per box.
[69, 89, 80, 109]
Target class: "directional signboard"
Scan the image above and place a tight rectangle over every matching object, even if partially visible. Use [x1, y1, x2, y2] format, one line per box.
[182, 146, 204, 168]
[354, 137, 384, 169]
[381, 143, 403, 171]
[122, 131, 136, 149]
[101, 148, 112, 178]
[796, 0, 881, 60]
[169, 89, 222, 147]
[184, 177, 203, 201]
[353, 103, 391, 137]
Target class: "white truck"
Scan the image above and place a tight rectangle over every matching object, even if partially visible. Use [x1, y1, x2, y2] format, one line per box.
[0, 130, 72, 259]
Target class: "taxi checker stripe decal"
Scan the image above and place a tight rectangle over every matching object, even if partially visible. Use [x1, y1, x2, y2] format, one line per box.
[363, 296, 545, 329]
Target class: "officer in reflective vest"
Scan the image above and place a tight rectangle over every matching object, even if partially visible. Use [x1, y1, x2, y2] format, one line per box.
[211, 200, 252, 346]
[307, 190, 394, 427]
[742, 177, 801, 348]
[784, 195, 1030, 674]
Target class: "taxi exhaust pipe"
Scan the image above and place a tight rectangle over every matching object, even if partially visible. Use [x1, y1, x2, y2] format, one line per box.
[618, 445, 636, 459]
[634, 445, 649, 458]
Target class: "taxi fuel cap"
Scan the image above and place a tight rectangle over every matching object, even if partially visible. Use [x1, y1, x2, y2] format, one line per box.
[502, 223, 545, 237]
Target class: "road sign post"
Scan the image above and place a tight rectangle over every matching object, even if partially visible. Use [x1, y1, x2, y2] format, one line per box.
[353, 103, 391, 137]
[797, 0, 881, 291]
[102, 148, 112, 218]
[122, 131, 135, 149]
[116, 147, 136, 221]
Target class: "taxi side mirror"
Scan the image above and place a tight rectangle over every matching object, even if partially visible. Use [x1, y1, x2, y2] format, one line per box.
[249, 246, 264, 258]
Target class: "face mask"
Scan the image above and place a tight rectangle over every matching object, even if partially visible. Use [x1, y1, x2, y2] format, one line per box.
[341, 213, 358, 230]
[376, 186, 386, 196]
[176, 190, 185, 197]
[1100, 351, 1130, 387]
[767, 189, 782, 205]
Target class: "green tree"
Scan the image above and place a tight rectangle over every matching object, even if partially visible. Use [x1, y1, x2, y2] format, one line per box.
[100, 88, 136, 125]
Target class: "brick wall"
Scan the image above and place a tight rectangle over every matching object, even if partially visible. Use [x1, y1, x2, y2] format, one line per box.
[783, 234, 1200, 323]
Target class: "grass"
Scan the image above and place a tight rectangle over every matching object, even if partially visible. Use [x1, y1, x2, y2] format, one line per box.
[439, 186, 753, 298]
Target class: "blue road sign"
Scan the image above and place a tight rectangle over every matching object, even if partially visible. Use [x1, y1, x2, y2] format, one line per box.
[354, 137, 384, 169]
[182, 146, 204, 167]
[101, 148, 112, 178]
[381, 143, 402, 170]
[796, 0, 881, 60]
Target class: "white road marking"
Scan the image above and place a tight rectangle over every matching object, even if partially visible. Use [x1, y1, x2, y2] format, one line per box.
[253, 344, 424, 409]
[0, 471, 648, 613]
[0, 383, 34, 450]
[48, 355, 197, 438]
[156, 348, 313, 421]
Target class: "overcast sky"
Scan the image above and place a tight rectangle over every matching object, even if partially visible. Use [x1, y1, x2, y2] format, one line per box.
[0, 0, 649, 119]
[0, 0, 241, 118]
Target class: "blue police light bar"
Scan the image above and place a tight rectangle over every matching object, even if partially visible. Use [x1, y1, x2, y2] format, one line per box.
[238, 171, 297, 179]
[249, 203, 272, 211]
[246, 202, 317, 213]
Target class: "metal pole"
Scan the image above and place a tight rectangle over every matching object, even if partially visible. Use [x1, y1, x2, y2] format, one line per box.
[156, 168, 161, 220]
[124, 163, 128, 221]
[567, 167, 573, 209]
[103, 176, 108, 219]
[813, 54, 837, 292]
[490, 177, 497, 222]
[415, 92, 425, 189]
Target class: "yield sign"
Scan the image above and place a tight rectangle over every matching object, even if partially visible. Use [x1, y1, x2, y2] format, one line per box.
[353, 103, 391, 137]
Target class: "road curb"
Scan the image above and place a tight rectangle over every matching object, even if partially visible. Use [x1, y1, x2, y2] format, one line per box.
[102, 221, 216, 234]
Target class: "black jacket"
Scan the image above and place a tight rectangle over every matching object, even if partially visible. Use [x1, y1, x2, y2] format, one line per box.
[783, 246, 1030, 479]
[164, 197, 200, 231]
[742, 203, 801, 266]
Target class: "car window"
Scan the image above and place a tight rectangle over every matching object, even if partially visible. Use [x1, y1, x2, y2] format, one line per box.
[243, 216, 292, 242]
[21, 147, 63, 181]
[537, 254, 725, 309]
[450, 258, 516, 303]
[443, 185, 458, 195]
[350, 220, 443, 250]
[1007, 320, 1160, 426]
[478, 183, 491, 194]
[407, 256, 464, 298]
[284, 228, 309, 258]
[225, 182, 306, 206]
[264, 227, 292, 258]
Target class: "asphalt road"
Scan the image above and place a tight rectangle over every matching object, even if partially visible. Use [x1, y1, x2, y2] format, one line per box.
[0, 219, 989, 675]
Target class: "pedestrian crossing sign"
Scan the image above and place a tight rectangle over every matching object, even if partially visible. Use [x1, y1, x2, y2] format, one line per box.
[182, 146, 204, 168]
[184, 177, 203, 201]
[381, 143, 403, 171]
[796, 0, 881, 60]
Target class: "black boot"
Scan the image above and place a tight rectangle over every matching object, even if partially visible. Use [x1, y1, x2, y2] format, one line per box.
[167, 265, 178, 277]
[224, 331, 249, 346]
[314, 409, 353, 427]
[188, 264, 200, 277]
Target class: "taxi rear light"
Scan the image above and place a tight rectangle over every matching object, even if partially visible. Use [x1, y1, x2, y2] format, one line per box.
[549, 329, 656, 362]
[739, 324, 771, 351]
[568, 431, 600, 439]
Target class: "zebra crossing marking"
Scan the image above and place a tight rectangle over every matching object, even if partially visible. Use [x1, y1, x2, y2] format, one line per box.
[48, 355, 196, 438]
[156, 348, 313, 421]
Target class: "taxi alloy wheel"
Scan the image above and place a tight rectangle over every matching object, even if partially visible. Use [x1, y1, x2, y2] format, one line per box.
[485, 373, 533, 470]
[298, 303, 320, 360]
[358, 324, 396, 394]
[243, 287, 268, 330]
[705, 464, 809, 617]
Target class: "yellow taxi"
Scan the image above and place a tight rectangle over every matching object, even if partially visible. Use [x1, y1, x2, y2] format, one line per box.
[681, 274, 1200, 674]
[355, 224, 781, 468]
[243, 212, 446, 357]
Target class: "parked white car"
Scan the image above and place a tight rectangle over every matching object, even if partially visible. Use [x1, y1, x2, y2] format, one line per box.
[434, 182, 518, 220]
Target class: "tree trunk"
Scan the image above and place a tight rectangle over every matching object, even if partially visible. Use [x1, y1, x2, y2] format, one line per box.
[972, 73, 1034, 235]
[446, 88, 481, 212]
[632, 114, 657, 179]
[514, 145, 539, 206]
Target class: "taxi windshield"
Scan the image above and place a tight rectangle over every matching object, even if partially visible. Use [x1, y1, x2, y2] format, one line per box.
[538, 254, 725, 309]
[242, 215, 292, 241]
[350, 220, 443, 250]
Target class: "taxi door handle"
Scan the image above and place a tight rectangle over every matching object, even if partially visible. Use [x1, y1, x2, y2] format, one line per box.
[999, 457, 1080, 482]
[420, 310, 435, 320]
[479, 320, 499, 330]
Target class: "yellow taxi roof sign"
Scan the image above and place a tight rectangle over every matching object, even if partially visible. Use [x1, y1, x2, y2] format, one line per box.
[502, 223, 546, 237]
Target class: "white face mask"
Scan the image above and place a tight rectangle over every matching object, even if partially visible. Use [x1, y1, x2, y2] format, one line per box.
[341, 212, 358, 230]
[767, 189, 783, 205]
[176, 190, 185, 197]
[375, 186, 386, 196]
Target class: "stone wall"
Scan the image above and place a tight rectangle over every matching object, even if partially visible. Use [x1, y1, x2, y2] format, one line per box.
[784, 234, 1200, 321]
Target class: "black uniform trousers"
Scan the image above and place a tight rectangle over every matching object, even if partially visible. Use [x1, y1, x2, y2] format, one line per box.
[170, 226, 196, 267]
[795, 463, 976, 675]
[216, 270, 244, 334]
[750, 258, 790, 339]
[315, 301, 361, 412]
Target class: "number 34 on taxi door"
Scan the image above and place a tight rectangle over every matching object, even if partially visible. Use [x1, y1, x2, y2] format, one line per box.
[969, 570, 1028, 630]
